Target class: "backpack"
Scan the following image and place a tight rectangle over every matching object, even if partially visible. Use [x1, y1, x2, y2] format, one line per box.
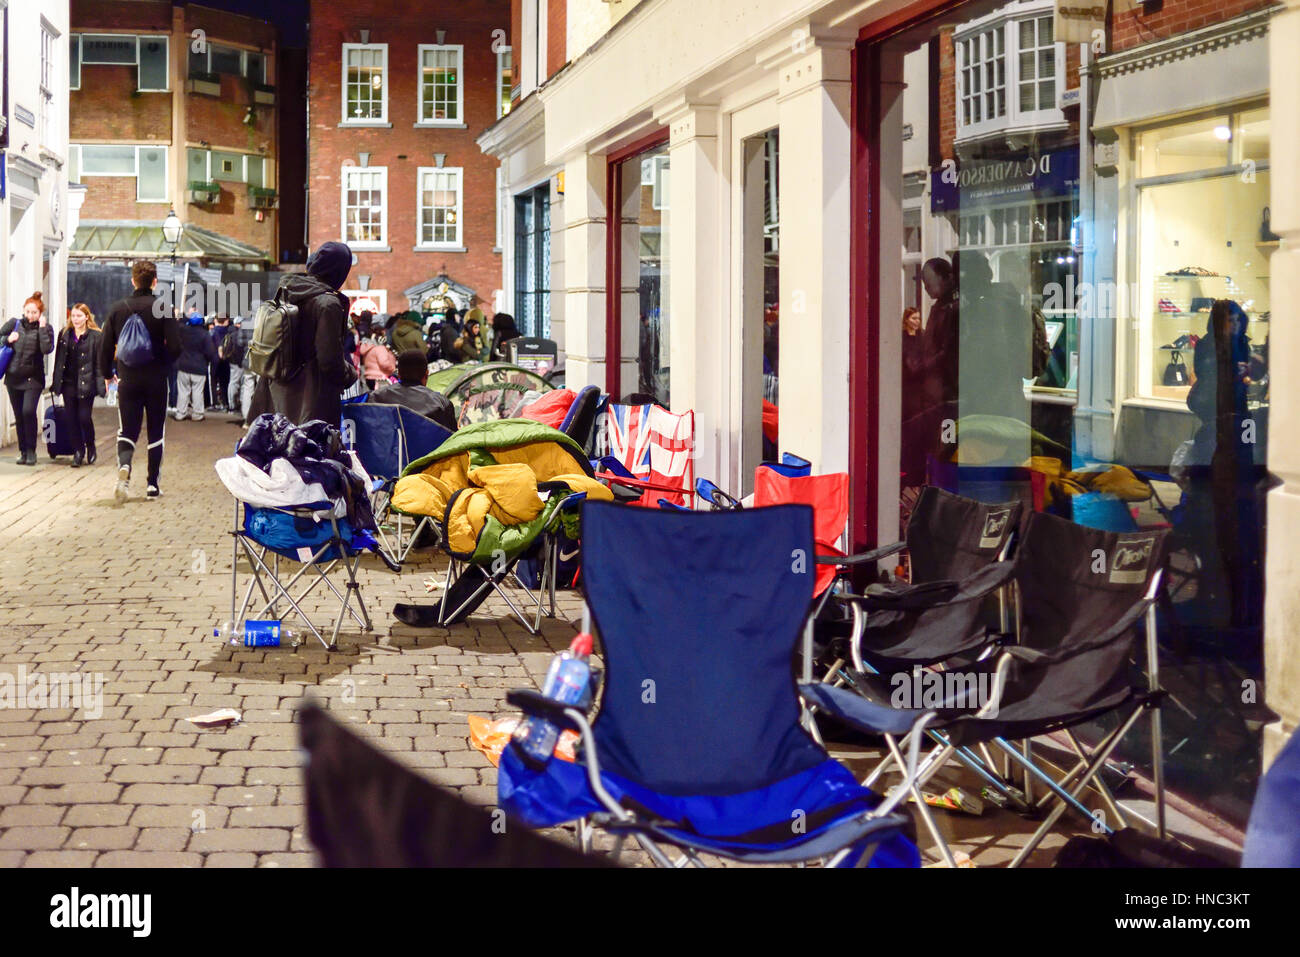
[247, 289, 304, 382]
[222, 328, 250, 367]
[116, 313, 156, 367]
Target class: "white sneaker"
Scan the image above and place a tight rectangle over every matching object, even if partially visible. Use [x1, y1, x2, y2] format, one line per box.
[114, 465, 130, 504]
[172, 412, 189, 421]
[146, 484, 161, 499]
[192, 414, 205, 422]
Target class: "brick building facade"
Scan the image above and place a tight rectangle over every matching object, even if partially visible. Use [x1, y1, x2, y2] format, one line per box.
[307, 1, 512, 316]
[69, 0, 280, 264]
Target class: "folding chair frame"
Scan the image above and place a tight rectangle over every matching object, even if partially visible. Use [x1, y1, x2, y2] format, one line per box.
[844, 570, 1168, 868]
[229, 499, 375, 652]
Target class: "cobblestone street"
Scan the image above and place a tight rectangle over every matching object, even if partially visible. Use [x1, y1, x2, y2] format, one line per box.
[0, 406, 587, 868]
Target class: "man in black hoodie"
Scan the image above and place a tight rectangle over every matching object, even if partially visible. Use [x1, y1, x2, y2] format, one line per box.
[268, 241, 358, 426]
[99, 260, 182, 502]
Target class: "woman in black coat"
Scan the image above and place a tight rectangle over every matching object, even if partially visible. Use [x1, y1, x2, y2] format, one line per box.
[2, 292, 55, 466]
[51, 302, 106, 467]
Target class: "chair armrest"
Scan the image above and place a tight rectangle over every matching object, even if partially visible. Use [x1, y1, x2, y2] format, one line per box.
[1004, 596, 1154, 667]
[505, 689, 584, 734]
[798, 682, 927, 736]
[815, 540, 907, 567]
[842, 559, 1016, 612]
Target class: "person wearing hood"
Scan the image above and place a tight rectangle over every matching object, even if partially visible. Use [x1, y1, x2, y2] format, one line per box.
[268, 241, 359, 426]
[489, 312, 521, 362]
[390, 310, 426, 356]
[175, 312, 218, 420]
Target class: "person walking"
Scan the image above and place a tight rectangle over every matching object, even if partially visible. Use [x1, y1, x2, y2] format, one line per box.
[175, 311, 218, 420]
[267, 241, 358, 426]
[99, 260, 182, 501]
[210, 315, 233, 412]
[50, 302, 105, 467]
[2, 292, 55, 465]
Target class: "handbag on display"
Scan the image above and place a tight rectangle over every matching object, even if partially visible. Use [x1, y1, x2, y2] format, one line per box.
[1163, 349, 1190, 387]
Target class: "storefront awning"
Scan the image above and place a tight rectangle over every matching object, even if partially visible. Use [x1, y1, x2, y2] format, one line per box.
[1091, 9, 1271, 133]
[69, 221, 271, 265]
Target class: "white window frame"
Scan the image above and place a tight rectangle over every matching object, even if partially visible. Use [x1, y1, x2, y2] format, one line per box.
[341, 165, 389, 249]
[416, 166, 464, 250]
[416, 44, 465, 127]
[136, 35, 170, 92]
[953, 1, 1065, 144]
[135, 145, 169, 203]
[74, 144, 169, 203]
[189, 149, 266, 187]
[341, 43, 389, 126]
[189, 41, 265, 82]
[40, 19, 57, 148]
[497, 46, 513, 119]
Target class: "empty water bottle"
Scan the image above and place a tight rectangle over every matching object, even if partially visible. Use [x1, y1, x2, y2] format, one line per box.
[106, 382, 118, 407]
[214, 619, 301, 648]
[512, 633, 594, 769]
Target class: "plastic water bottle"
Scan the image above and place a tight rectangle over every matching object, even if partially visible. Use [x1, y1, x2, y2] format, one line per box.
[214, 619, 301, 648]
[106, 382, 118, 407]
[512, 633, 594, 769]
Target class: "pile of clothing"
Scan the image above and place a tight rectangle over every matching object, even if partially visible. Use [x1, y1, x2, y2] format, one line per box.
[390, 419, 611, 562]
[216, 414, 376, 530]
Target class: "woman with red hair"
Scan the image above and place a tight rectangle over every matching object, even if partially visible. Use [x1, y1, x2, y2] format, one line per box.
[2, 292, 54, 465]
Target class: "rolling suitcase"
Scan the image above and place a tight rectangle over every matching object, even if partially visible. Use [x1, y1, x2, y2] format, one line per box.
[44, 402, 78, 458]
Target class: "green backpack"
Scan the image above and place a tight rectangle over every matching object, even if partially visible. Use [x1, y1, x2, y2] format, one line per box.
[247, 289, 304, 382]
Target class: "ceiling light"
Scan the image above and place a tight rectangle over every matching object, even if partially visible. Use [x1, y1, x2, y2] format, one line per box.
[1214, 125, 1232, 141]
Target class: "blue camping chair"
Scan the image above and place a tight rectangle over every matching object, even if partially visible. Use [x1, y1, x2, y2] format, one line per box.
[498, 502, 932, 867]
[1243, 730, 1300, 867]
[341, 399, 452, 562]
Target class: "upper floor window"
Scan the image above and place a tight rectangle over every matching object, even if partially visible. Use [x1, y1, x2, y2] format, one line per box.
[72, 34, 169, 93]
[40, 21, 57, 147]
[188, 148, 266, 188]
[343, 44, 387, 124]
[188, 42, 265, 82]
[71, 144, 169, 202]
[418, 45, 463, 125]
[954, 4, 1064, 142]
[497, 46, 514, 119]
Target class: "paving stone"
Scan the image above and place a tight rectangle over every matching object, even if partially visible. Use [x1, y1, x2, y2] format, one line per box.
[95, 851, 203, 868]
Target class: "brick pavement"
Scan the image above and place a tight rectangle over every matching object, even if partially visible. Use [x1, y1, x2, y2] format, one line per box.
[0, 405, 1129, 868]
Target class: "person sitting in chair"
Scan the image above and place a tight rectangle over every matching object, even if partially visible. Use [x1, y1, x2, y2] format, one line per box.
[370, 349, 458, 433]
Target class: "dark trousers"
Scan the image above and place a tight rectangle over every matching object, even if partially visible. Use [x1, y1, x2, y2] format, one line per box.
[62, 389, 96, 454]
[117, 377, 167, 486]
[168, 366, 178, 408]
[7, 386, 41, 455]
[212, 361, 230, 409]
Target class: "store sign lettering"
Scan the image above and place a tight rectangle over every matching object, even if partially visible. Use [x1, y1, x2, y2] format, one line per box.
[954, 155, 1050, 190]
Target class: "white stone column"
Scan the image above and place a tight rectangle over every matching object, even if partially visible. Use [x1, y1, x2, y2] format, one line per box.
[762, 28, 855, 474]
[560, 152, 610, 391]
[1263, 0, 1300, 764]
[656, 97, 723, 485]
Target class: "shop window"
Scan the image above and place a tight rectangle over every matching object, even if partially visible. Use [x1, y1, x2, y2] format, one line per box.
[515, 185, 551, 339]
[417, 167, 464, 248]
[343, 44, 387, 124]
[419, 45, 463, 124]
[866, 0, 1271, 828]
[611, 143, 670, 404]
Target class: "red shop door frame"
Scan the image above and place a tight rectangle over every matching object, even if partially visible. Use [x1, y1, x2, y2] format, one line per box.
[849, 0, 962, 559]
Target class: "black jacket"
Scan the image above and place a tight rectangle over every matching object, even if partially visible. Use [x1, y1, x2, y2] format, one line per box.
[266, 274, 357, 426]
[99, 287, 182, 384]
[1, 317, 54, 391]
[370, 382, 458, 433]
[178, 322, 218, 375]
[52, 326, 106, 399]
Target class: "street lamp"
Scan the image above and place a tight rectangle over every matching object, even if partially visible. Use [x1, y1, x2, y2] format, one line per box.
[162, 209, 184, 315]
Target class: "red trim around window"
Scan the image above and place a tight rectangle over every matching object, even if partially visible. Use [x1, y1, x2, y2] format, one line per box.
[604, 129, 669, 398]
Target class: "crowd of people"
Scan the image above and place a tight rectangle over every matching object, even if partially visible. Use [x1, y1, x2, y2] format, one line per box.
[2, 242, 525, 503]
